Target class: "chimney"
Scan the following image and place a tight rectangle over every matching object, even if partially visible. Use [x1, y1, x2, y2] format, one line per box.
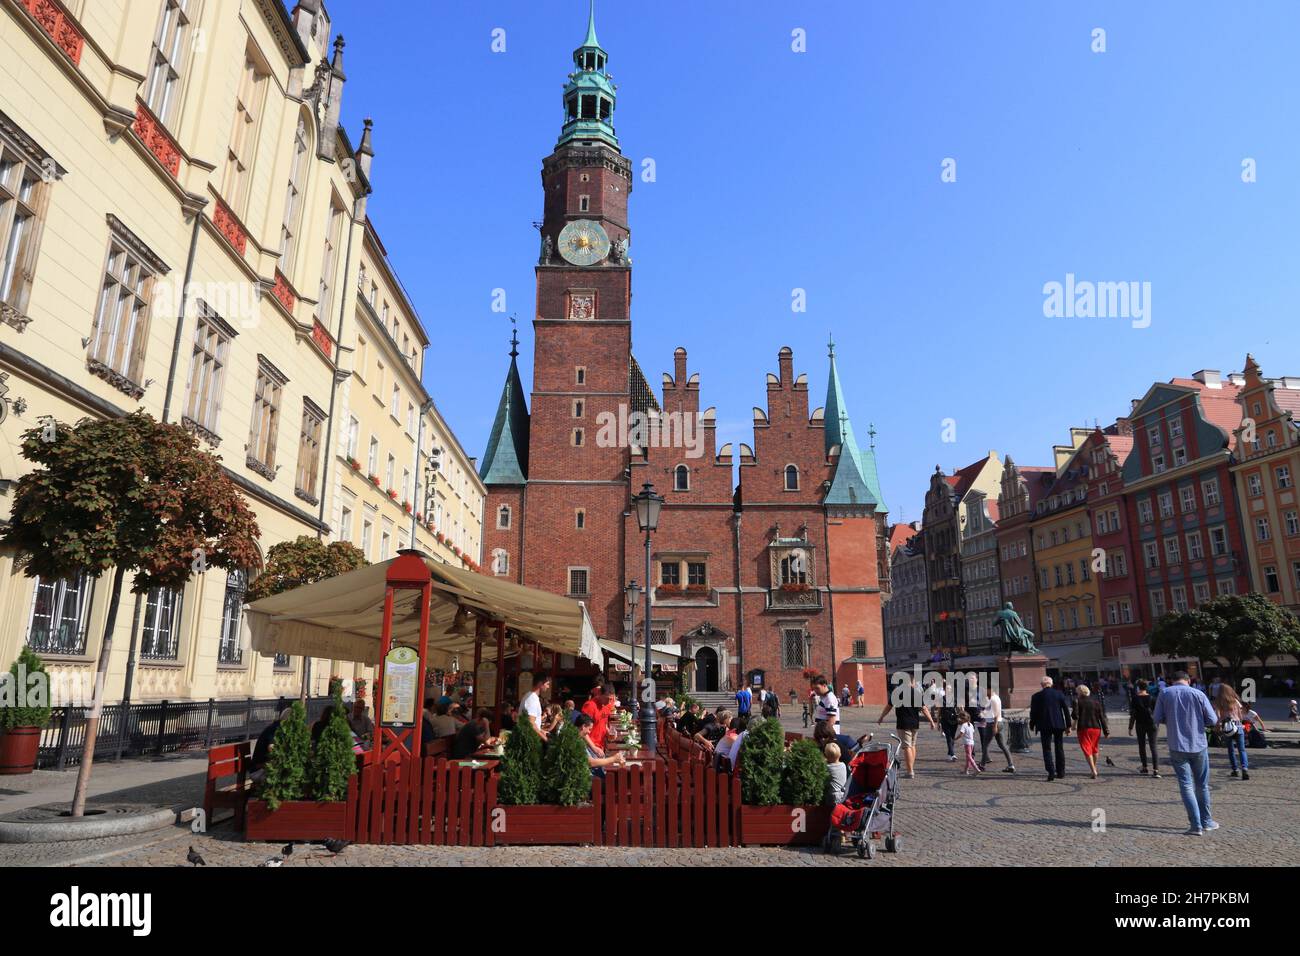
[357, 116, 375, 180]
[673, 347, 687, 386]
[777, 346, 793, 386]
[318, 35, 347, 162]
[1192, 369, 1222, 389]
[1227, 371, 1245, 387]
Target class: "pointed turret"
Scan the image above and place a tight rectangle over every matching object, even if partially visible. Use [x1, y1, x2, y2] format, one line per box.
[823, 337, 887, 511]
[557, 0, 619, 149]
[479, 331, 531, 485]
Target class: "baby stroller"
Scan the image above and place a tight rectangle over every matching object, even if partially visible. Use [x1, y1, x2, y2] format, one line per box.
[823, 734, 900, 859]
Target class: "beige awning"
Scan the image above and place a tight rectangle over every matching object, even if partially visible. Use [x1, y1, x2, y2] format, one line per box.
[245, 555, 602, 668]
[598, 639, 683, 669]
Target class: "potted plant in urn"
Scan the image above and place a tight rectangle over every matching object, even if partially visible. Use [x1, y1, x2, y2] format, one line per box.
[0, 647, 54, 775]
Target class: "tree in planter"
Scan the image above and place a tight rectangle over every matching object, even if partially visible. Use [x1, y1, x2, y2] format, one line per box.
[245, 536, 366, 703]
[1148, 592, 1300, 685]
[306, 689, 357, 803]
[739, 716, 783, 806]
[0, 647, 54, 732]
[0, 411, 260, 816]
[262, 701, 311, 810]
[780, 738, 829, 806]
[498, 714, 542, 805]
[541, 722, 590, 806]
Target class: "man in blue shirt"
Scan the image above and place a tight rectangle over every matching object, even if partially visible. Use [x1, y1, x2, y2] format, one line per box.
[735, 684, 752, 717]
[1153, 671, 1220, 835]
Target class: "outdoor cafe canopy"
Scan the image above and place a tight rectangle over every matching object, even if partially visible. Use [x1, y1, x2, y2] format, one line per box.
[245, 553, 602, 670]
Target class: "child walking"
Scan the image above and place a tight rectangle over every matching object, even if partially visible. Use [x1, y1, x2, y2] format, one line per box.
[956, 711, 980, 775]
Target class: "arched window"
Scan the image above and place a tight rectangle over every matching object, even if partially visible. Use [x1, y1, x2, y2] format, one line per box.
[497, 504, 511, 529]
[784, 464, 799, 491]
[278, 116, 311, 274]
[674, 464, 689, 491]
[218, 569, 247, 665]
[492, 549, 509, 576]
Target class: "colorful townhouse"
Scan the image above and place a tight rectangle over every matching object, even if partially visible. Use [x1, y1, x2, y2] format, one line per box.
[995, 456, 1053, 646]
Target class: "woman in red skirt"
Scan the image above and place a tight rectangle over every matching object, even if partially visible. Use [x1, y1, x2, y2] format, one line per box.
[1073, 685, 1109, 779]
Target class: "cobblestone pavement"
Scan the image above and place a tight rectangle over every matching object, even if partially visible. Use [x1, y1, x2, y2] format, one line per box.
[6, 711, 1292, 868]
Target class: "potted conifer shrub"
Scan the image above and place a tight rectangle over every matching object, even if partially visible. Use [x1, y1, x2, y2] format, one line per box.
[497, 722, 597, 845]
[738, 737, 830, 846]
[245, 700, 350, 841]
[0, 647, 53, 775]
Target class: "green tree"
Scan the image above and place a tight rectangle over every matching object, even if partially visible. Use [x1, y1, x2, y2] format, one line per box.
[780, 738, 829, 806]
[0, 647, 54, 730]
[306, 688, 357, 802]
[541, 722, 591, 805]
[739, 716, 783, 806]
[0, 412, 259, 815]
[245, 536, 367, 601]
[1147, 592, 1300, 684]
[262, 701, 311, 810]
[498, 714, 542, 805]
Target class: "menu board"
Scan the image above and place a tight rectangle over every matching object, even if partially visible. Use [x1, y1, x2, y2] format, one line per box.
[380, 645, 420, 727]
[477, 661, 497, 709]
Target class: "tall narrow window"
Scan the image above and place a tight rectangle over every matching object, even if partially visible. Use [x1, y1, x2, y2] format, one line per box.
[182, 302, 234, 441]
[248, 357, 286, 475]
[88, 222, 164, 392]
[218, 569, 247, 665]
[26, 573, 94, 656]
[0, 131, 52, 316]
[140, 587, 183, 660]
[144, 0, 193, 127]
[784, 464, 799, 491]
[497, 504, 511, 529]
[316, 199, 345, 324]
[568, 568, 589, 597]
[222, 53, 266, 212]
[279, 118, 309, 273]
[294, 399, 325, 502]
[674, 464, 689, 491]
[345, 416, 359, 460]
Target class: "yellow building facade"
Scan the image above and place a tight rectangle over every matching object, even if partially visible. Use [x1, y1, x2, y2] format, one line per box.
[1030, 431, 1104, 650]
[0, 0, 482, 705]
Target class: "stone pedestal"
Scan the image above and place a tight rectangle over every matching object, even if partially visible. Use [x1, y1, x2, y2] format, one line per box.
[998, 654, 1049, 710]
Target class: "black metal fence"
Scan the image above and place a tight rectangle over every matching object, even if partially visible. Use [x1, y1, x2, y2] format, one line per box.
[36, 696, 336, 770]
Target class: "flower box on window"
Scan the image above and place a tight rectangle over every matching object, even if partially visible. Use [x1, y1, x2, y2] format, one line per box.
[387, 488, 398, 500]
[348, 458, 361, 471]
[779, 583, 811, 593]
[369, 474, 381, 487]
[402, 501, 412, 514]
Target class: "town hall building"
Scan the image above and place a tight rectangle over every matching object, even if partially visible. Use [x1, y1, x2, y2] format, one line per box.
[477, 7, 891, 704]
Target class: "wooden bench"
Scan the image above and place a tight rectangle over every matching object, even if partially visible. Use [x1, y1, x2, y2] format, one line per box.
[422, 737, 451, 758]
[204, 741, 253, 829]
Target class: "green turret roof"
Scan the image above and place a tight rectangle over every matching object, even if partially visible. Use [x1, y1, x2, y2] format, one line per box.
[479, 332, 530, 485]
[823, 337, 887, 511]
[557, 1, 619, 149]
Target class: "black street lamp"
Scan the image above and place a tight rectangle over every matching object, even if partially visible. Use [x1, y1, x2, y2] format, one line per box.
[632, 482, 663, 754]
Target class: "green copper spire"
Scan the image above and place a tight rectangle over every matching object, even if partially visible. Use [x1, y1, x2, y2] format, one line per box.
[823, 338, 887, 512]
[557, 1, 619, 149]
[583, 0, 599, 48]
[479, 329, 531, 485]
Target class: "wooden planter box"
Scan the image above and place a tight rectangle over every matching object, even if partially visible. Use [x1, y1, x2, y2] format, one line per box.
[738, 804, 831, 846]
[245, 799, 348, 842]
[494, 804, 598, 845]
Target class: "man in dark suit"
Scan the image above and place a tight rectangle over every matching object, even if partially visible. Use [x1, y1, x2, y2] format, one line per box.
[1029, 676, 1073, 781]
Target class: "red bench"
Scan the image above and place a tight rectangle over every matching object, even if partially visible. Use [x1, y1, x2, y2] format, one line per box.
[204, 741, 253, 828]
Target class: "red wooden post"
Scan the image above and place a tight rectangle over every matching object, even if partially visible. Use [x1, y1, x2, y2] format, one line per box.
[472, 634, 482, 711]
[374, 552, 434, 766]
[494, 621, 506, 731]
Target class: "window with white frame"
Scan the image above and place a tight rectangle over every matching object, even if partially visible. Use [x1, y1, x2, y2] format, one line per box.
[345, 416, 359, 460]
[1163, 536, 1181, 565]
[674, 464, 689, 491]
[1137, 499, 1154, 524]
[140, 586, 183, 660]
[367, 436, 379, 475]
[26, 573, 94, 656]
[1169, 418, 1183, 438]
[182, 302, 233, 438]
[1173, 447, 1187, 467]
[1193, 581, 1210, 605]
[784, 464, 799, 491]
[279, 118, 310, 274]
[1247, 473, 1263, 497]
[1286, 511, 1300, 537]
[294, 399, 325, 500]
[248, 357, 286, 472]
[1171, 586, 1187, 613]
[1209, 525, 1229, 556]
[316, 199, 346, 324]
[497, 504, 511, 529]
[1143, 541, 1159, 569]
[1277, 465, 1293, 489]
[1202, 478, 1221, 507]
[1186, 531, 1204, 561]
[1216, 578, 1236, 596]
[0, 127, 52, 315]
[492, 548, 509, 576]
[222, 52, 267, 213]
[1179, 486, 1196, 513]
[144, 0, 194, 127]
[218, 568, 247, 665]
[568, 567, 589, 597]
[88, 224, 163, 389]
[1149, 589, 1167, 618]
[1158, 492, 1174, 518]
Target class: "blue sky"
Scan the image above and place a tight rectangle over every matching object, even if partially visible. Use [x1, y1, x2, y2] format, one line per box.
[333, 0, 1300, 523]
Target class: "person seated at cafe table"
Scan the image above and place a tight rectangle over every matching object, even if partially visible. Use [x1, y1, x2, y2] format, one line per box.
[563, 699, 578, 724]
[428, 702, 459, 739]
[676, 702, 703, 737]
[714, 717, 743, 771]
[347, 699, 374, 743]
[540, 703, 565, 738]
[452, 709, 498, 759]
[575, 713, 628, 778]
[692, 710, 731, 752]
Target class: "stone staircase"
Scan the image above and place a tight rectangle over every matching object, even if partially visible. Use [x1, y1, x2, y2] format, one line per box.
[685, 691, 735, 712]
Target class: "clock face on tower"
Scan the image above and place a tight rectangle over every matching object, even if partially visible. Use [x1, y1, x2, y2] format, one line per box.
[557, 219, 611, 266]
